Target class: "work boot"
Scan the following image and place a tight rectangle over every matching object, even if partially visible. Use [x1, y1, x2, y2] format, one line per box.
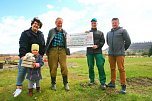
[64, 83, 70, 91]
[62, 76, 68, 84]
[63, 76, 70, 91]
[51, 84, 56, 91]
[51, 76, 56, 91]
[51, 76, 56, 84]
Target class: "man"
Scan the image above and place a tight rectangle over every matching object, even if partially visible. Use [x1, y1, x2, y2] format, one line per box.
[13, 17, 45, 97]
[106, 18, 131, 94]
[45, 17, 69, 91]
[86, 18, 106, 90]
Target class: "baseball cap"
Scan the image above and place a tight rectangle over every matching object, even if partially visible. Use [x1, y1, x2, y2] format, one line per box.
[91, 18, 97, 22]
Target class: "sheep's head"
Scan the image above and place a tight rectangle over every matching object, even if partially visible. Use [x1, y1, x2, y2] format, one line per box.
[24, 53, 35, 60]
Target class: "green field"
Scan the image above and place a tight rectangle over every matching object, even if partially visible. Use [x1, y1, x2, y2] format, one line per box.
[0, 57, 152, 101]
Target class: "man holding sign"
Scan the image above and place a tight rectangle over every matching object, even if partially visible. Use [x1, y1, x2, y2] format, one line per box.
[86, 18, 106, 90]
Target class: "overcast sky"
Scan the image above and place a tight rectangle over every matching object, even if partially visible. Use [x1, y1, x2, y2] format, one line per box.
[0, 0, 152, 54]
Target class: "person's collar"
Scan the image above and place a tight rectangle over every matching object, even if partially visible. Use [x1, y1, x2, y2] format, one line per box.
[29, 27, 40, 36]
[30, 27, 38, 33]
[111, 27, 121, 31]
[91, 28, 97, 31]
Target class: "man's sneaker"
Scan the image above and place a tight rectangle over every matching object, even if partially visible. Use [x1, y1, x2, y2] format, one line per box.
[107, 82, 115, 88]
[51, 84, 56, 91]
[64, 84, 70, 91]
[120, 85, 126, 94]
[13, 88, 22, 97]
[101, 84, 106, 90]
[88, 82, 96, 86]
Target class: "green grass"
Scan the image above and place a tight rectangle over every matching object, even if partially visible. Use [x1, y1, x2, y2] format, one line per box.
[0, 57, 152, 101]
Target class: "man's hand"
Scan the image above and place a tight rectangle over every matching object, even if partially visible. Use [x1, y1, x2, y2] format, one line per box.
[92, 45, 98, 49]
[85, 31, 89, 33]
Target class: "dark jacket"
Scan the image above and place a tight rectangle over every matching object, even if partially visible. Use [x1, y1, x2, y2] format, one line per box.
[45, 28, 68, 54]
[19, 28, 45, 58]
[26, 55, 44, 81]
[106, 27, 131, 56]
[87, 28, 105, 54]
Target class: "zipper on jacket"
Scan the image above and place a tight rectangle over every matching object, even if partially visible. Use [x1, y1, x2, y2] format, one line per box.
[112, 31, 114, 55]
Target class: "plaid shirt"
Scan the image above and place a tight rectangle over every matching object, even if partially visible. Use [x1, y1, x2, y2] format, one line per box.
[52, 32, 64, 47]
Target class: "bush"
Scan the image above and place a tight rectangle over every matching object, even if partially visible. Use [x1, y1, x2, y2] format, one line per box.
[148, 45, 152, 57]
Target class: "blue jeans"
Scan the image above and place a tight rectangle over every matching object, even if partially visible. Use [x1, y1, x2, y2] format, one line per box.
[16, 59, 27, 86]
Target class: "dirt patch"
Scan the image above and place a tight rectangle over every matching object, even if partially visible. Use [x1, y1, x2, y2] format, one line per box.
[69, 73, 87, 81]
[79, 82, 98, 88]
[127, 77, 152, 87]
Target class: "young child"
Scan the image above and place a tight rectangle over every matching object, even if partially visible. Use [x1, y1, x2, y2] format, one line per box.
[25, 44, 44, 96]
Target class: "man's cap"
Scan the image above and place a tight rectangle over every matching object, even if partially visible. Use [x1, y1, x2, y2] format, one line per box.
[91, 18, 97, 22]
[31, 44, 39, 51]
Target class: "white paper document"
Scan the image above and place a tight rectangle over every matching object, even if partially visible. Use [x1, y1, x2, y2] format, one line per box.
[67, 32, 94, 48]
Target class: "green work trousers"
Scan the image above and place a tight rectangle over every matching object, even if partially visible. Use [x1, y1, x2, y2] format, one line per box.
[87, 54, 106, 85]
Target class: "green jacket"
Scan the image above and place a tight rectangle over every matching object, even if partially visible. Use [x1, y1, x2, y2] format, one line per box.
[87, 28, 105, 54]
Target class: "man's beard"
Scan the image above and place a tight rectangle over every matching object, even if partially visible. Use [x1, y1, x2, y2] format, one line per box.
[57, 26, 62, 31]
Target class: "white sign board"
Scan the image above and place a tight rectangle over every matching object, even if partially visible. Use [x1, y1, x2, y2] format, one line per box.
[67, 32, 94, 47]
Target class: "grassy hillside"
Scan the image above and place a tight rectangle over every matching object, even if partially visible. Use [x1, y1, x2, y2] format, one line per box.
[0, 57, 152, 101]
[127, 42, 152, 53]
